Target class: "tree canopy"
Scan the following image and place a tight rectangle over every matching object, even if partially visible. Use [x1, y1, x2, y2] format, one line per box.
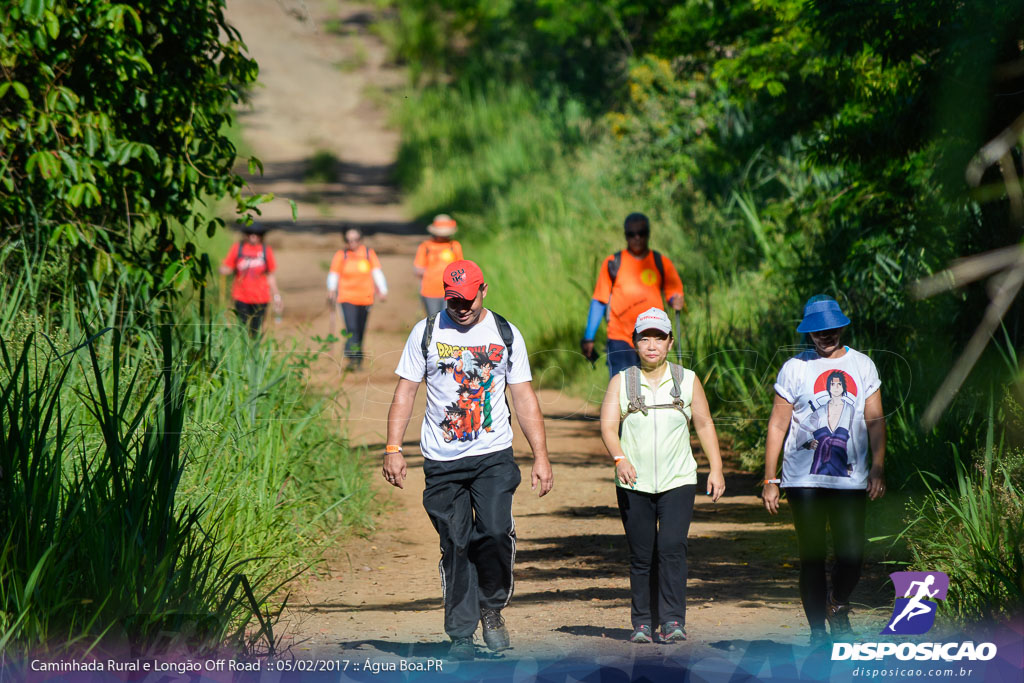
[0, 0, 259, 296]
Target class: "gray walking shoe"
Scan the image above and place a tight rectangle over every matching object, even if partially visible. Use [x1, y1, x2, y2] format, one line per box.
[481, 608, 511, 651]
[630, 624, 654, 643]
[659, 621, 687, 642]
[447, 636, 476, 661]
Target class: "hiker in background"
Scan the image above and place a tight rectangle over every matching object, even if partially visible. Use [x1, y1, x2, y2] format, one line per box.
[762, 295, 886, 646]
[415, 213, 464, 315]
[581, 213, 685, 377]
[327, 227, 388, 369]
[383, 259, 553, 661]
[219, 225, 283, 337]
[600, 307, 724, 645]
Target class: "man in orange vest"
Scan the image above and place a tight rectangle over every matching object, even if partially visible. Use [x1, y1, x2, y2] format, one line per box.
[581, 213, 685, 376]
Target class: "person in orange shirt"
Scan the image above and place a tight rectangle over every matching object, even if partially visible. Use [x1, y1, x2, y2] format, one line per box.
[219, 226, 283, 337]
[327, 227, 388, 369]
[581, 213, 685, 376]
[414, 214, 464, 315]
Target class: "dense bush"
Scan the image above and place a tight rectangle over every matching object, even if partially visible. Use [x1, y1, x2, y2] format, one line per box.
[0, 0, 264, 303]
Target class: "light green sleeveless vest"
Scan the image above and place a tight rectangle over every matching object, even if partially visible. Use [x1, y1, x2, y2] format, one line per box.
[616, 364, 697, 493]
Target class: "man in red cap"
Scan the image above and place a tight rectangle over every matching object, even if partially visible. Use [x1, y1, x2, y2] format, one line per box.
[384, 259, 554, 661]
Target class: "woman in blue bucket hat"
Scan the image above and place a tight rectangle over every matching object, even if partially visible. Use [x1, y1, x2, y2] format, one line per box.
[761, 295, 887, 646]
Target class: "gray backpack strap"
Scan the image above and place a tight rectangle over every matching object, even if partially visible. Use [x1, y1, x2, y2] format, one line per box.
[629, 363, 687, 414]
[420, 313, 439, 378]
[624, 366, 648, 416]
[669, 362, 686, 411]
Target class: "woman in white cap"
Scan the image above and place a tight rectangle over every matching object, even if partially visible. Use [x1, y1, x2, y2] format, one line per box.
[762, 295, 886, 645]
[414, 213, 463, 315]
[600, 307, 725, 644]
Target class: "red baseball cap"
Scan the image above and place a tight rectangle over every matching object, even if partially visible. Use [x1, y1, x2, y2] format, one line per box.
[442, 260, 485, 300]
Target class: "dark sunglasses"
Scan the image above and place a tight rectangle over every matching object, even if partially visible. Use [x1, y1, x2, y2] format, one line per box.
[625, 230, 649, 238]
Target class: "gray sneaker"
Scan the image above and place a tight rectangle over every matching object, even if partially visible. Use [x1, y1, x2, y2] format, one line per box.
[481, 608, 511, 651]
[659, 621, 687, 642]
[630, 624, 654, 643]
[447, 636, 475, 661]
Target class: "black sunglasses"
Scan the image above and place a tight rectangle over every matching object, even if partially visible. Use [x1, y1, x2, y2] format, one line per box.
[625, 230, 649, 238]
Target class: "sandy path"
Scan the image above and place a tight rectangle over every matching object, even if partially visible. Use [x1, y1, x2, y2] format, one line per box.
[222, 0, 896, 667]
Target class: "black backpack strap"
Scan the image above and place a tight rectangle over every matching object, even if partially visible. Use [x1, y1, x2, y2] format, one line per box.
[652, 251, 668, 294]
[488, 310, 515, 373]
[420, 313, 439, 378]
[607, 251, 622, 284]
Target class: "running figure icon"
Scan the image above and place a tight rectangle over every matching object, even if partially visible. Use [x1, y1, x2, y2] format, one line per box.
[887, 575, 939, 632]
[882, 571, 949, 635]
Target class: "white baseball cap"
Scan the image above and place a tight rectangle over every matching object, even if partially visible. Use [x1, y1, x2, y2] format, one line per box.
[634, 307, 672, 335]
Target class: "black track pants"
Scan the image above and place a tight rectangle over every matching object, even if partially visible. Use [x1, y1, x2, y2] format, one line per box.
[617, 484, 696, 628]
[786, 487, 867, 630]
[422, 447, 521, 638]
[339, 303, 370, 362]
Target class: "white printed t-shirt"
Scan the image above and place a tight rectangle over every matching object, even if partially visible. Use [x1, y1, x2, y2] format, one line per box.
[774, 347, 881, 490]
[395, 310, 532, 461]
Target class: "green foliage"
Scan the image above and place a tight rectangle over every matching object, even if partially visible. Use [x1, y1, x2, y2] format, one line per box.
[0, 0, 262, 303]
[385, 0, 1024, 628]
[903, 447, 1024, 624]
[178, 328, 377, 577]
[0, 329, 257, 652]
[305, 150, 340, 184]
[394, 82, 587, 220]
[0, 271, 376, 651]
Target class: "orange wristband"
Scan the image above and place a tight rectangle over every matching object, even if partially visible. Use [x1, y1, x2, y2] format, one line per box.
[385, 445, 403, 454]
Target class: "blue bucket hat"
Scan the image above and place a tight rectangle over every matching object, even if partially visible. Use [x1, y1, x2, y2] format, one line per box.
[796, 295, 850, 333]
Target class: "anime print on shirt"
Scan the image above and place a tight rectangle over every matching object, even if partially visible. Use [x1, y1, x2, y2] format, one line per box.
[395, 310, 532, 462]
[774, 347, 881, 490]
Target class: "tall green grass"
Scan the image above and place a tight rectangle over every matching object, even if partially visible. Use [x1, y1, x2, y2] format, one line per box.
[898, 384, 1024, 624]
[903, 449, 1024, 623]
[0, 248, 376, 652]
[0, 329, 260, 653]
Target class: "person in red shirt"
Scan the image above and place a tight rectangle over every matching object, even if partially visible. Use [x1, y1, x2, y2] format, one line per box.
[414, 214, 464, 315]
[219, 227, 283, 337]
[327, 227, 388, 369]
[581, 213, 685, 376]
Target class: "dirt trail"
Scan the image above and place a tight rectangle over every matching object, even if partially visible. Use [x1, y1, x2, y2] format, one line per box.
[223, 0, 892, 665]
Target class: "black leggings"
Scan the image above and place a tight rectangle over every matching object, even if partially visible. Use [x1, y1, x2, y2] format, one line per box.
[786, 487, 867, 630]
